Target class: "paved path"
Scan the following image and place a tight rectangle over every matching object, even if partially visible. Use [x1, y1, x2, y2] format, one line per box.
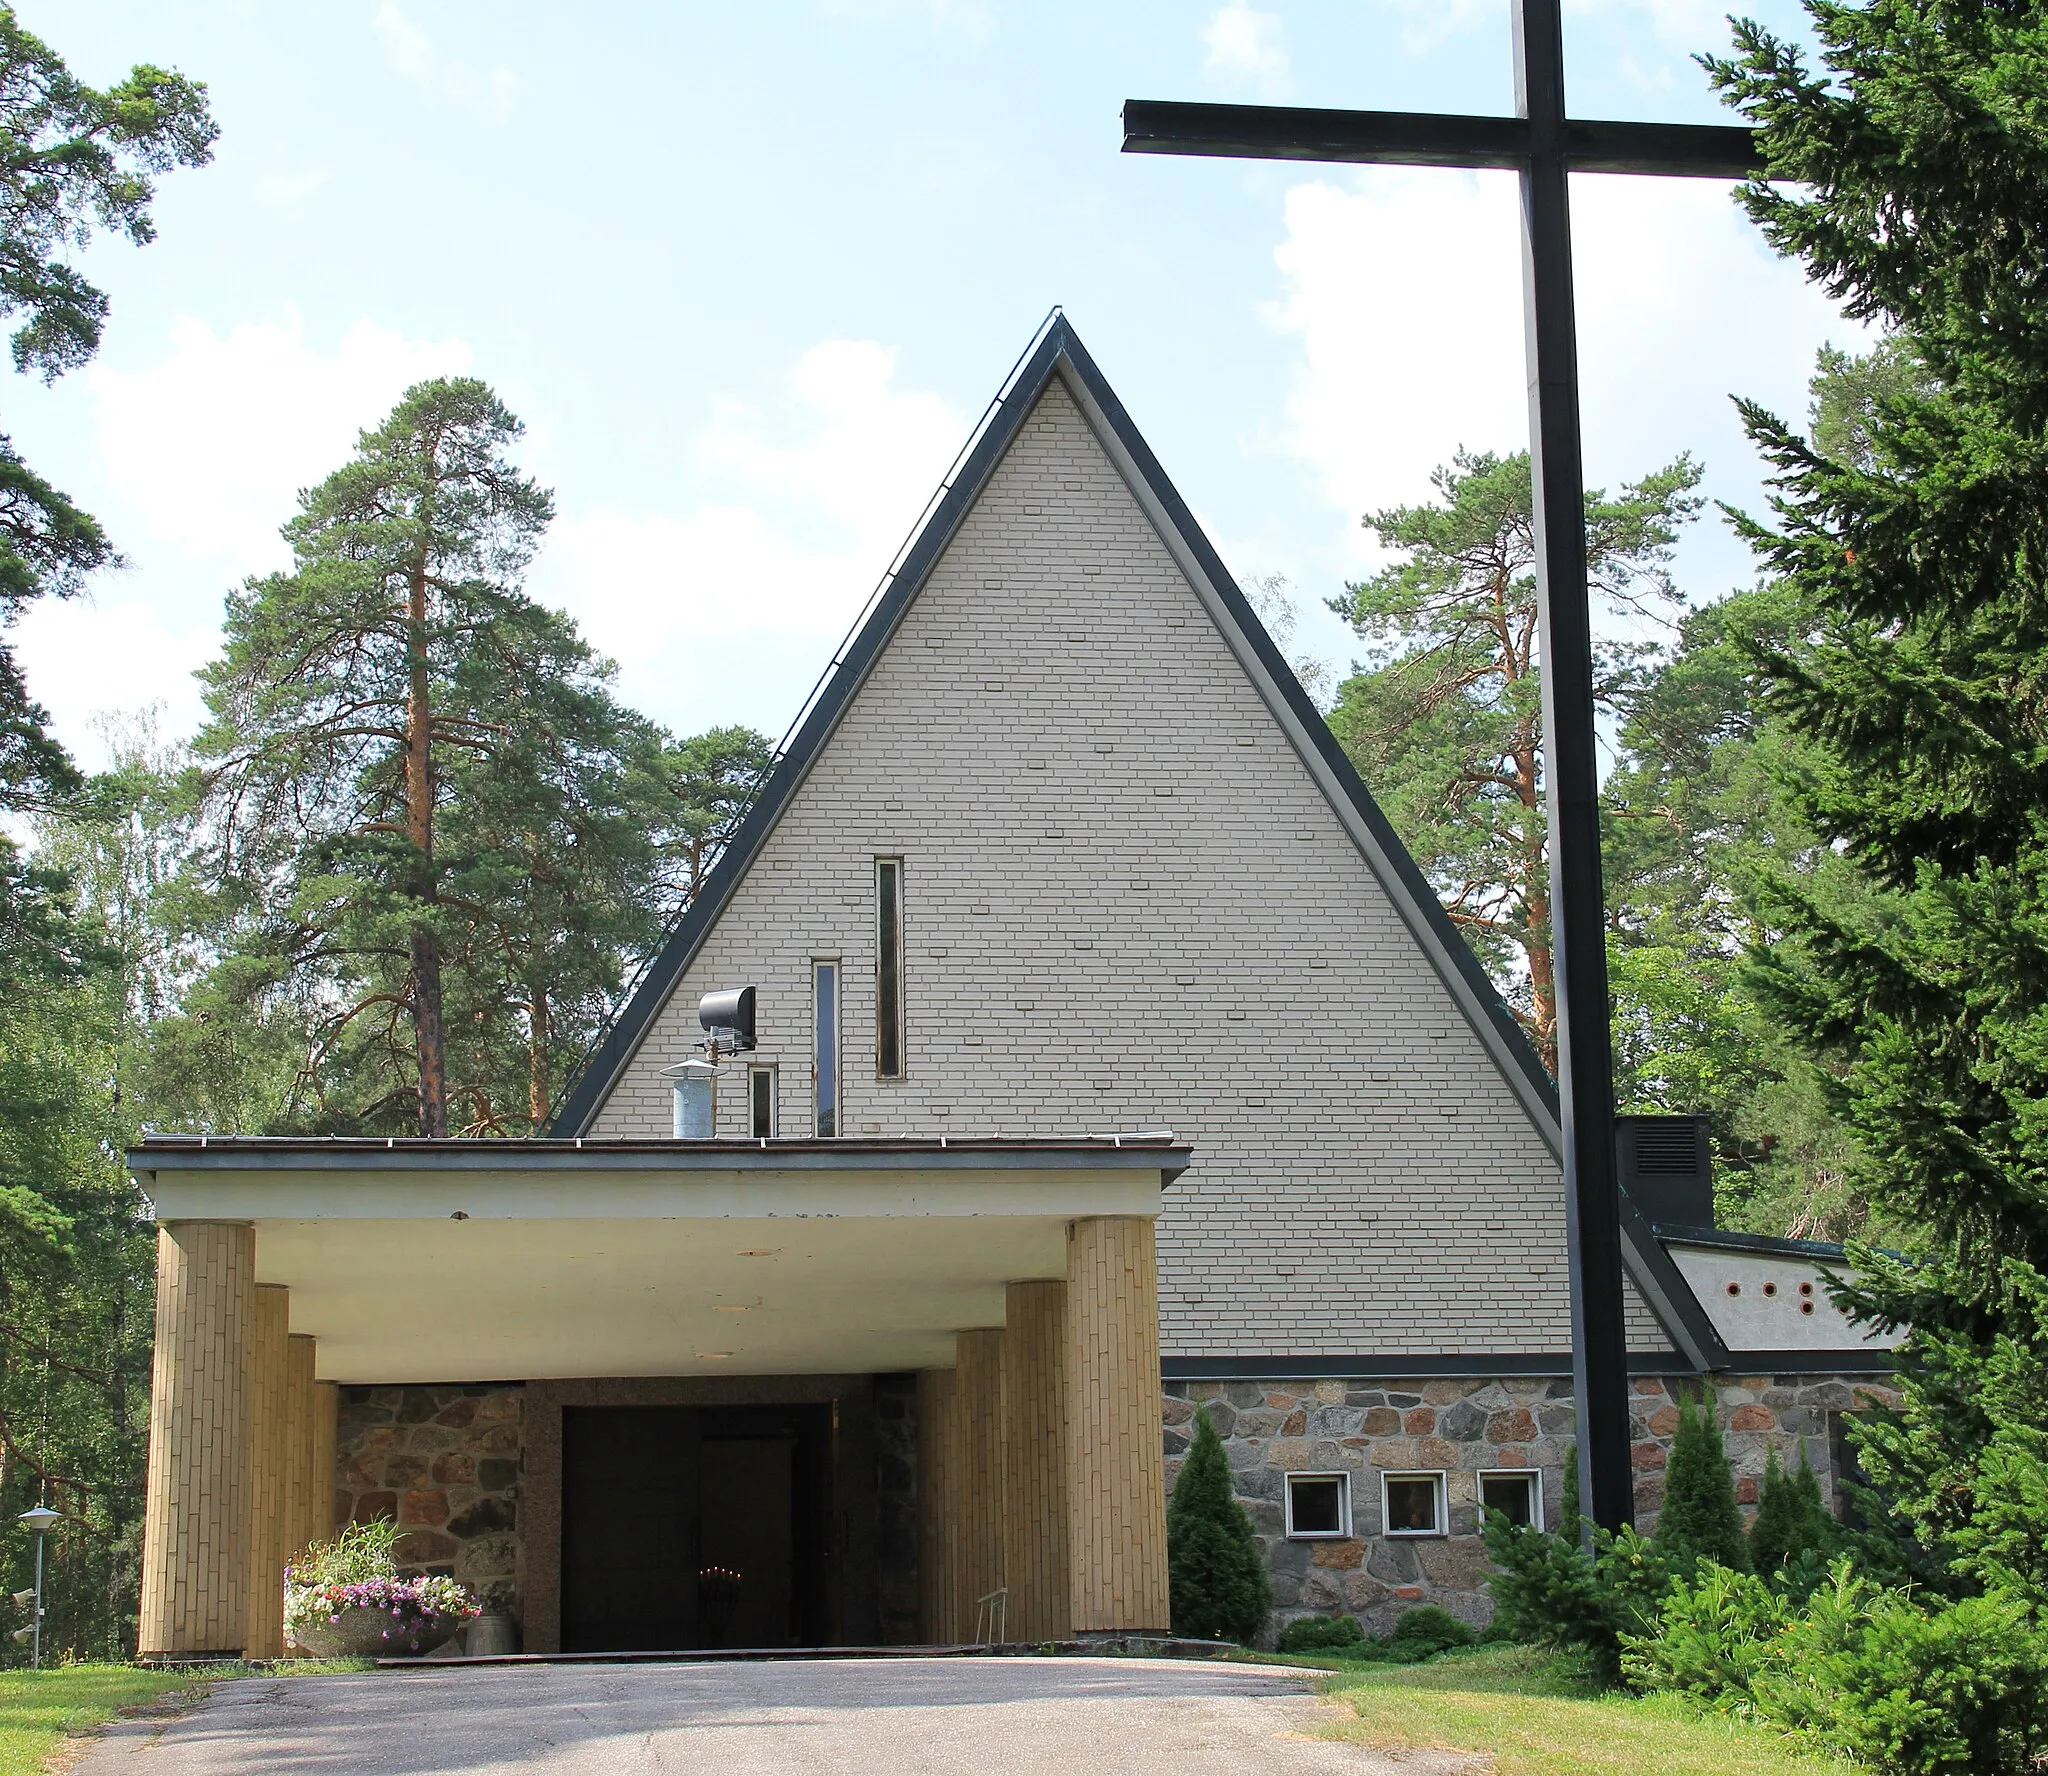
[73, 1656, 1481, 1774]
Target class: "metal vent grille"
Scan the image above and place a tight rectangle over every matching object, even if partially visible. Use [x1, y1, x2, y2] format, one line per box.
[1631, 1121, 1703, 1175]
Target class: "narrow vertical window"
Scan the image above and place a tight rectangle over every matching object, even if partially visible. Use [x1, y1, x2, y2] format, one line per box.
[812, 960, 839, 1138]
[876, 858, 905, 1079]
[749, 1066, 776, 1139]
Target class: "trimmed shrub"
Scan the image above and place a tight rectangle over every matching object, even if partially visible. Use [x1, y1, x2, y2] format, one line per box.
[1655, 1392, 1749, 1578]
[1167, 1406, 1273, 1644]
[1389, 1604, 1475, 1654]
[1276, 1613, 1365, 1654]
[1620, 1561, 1787, 1702]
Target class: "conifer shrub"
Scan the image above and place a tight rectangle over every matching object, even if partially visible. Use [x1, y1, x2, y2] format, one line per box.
[1166, 1406, 1273, 1645]
[1654, 1393, 1749, 1578]
[1750, 1444, 1839, 1596]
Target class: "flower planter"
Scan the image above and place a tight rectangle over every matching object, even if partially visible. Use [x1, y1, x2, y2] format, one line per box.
[288, 1601, 470, 1659]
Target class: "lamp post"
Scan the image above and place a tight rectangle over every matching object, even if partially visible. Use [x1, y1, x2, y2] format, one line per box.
[16, 1507, 61, 1670]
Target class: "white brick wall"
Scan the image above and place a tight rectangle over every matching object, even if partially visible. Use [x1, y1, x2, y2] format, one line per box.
[590, 377, 1669, 1359]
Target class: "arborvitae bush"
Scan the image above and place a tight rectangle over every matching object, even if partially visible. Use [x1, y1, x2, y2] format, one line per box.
[1166, 1407, 1273, 1644]
[1655, 1393, 1750, 1578]
[1751, 1444, 1838, 1585]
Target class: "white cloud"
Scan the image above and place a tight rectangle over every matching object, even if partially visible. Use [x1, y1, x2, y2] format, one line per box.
[1201, 2, 1289, 98]
[87, 309, 473, 570]
[371, 2, 519, 120]
[1266, 167, 1869, 591]
[531, 340, 967, 740]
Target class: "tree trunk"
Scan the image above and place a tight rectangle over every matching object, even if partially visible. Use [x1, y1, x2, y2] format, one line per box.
[406, 552, 448, 1138]
[528, 987, 550, 1130]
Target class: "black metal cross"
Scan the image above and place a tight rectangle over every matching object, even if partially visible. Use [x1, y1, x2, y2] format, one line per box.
[1124, 2, 1762, 1533]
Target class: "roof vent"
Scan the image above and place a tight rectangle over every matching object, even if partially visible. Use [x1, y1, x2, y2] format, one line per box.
[1615, 1114, 1713, 1229]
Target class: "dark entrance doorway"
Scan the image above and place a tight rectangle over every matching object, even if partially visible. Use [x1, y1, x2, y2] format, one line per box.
[559, 1403, 833, 1653]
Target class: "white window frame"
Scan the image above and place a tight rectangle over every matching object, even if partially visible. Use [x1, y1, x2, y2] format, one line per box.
[1380, 1470, 1448, 1538]
[811, 958, 841, 1139]
[1477, 1468, 1544, 1532]
[1283, 1470, 1352, 1540]
[748, 1064, 777, 1140]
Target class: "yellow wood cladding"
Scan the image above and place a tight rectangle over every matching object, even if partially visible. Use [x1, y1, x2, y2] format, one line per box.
[242, 1284, 291, 1658]
[139, 1222, 256, 1657]
[282, 1334, 324, 1566]
[310, 1379, 339, 1551]
[953, 1326, 1005, 1639]
[1065, 1215, 1170, 1633]
[915, 1366, 960, 1644]
[1002, 1279, 1071, 1642]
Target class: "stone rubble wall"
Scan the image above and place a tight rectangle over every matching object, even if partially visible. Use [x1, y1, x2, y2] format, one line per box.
[335, 1383, 523, 1618]
[1164, 1372, 1898, 1641]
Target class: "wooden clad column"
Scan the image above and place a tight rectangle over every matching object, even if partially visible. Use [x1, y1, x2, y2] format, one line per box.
[243, 1284, 291, 1658]
[1065, 1216, 1170, 1635]
[310, 1378, 339, 1549]
[282, 1334, 323, 1565]
[1002, 1280, 1070, 1643]
[916, 1367, 960, 1644]
[953, 1327, 1006, 1640]
[139, 1222, 257, 1659]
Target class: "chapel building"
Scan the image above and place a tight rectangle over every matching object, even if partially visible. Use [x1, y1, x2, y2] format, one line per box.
[128, 318, 1894, 1659]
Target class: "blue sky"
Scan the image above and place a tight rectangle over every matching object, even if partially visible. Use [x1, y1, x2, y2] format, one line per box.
[21, 0, 1854, 767]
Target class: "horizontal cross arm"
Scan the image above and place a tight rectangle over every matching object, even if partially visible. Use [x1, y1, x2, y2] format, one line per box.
[1120, 101, 1762, 181]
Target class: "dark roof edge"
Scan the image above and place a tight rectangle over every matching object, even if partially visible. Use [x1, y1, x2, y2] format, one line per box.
[130, 1135, 1191, 1179]
[1656, 1224, 1850, 1262]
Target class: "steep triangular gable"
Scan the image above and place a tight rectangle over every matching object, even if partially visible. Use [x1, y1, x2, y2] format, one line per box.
[549, 315, 1725, 1368]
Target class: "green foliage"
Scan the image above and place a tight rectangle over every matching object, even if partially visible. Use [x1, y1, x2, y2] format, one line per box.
[283, 1518, 400, 1588]
[184, 378, 669, 1137]
[1629, 1560, 2048, 1775]
[1276, 1612, 1364, 1653]
[1700, 0, 2048, 1602]
[1326, 447, 1702, 1069]
[1481, 1462, 1668, 1686]
[1750, 1445, 1838, 1589]
[1389, 1605, 1475, 1653]
[1166, 1407, 1272, 1645]
[1655, 1396, 1750, 1579]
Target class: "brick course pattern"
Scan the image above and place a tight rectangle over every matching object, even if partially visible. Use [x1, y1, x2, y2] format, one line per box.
[1165, 1372, 1900, 1640]
[335, 1384, 523, 1616]
[584, 374, 1668, 1359]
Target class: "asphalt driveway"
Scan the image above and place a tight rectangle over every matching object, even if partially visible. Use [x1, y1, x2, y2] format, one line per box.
[72, 1656, 1480, 1774]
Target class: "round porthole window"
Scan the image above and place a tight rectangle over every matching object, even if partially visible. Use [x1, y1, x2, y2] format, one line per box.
[1762, 1281, 1778, 1298]
[1726, 1282, 1741, 1296]
[1800, 1301, 1816, 1316]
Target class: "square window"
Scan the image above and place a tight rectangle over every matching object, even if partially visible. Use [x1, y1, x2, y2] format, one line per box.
[1479, 1469, 1542, 1530]
[1381, 1471, 1446, 1537]
[1284, 1472, 1350, 1539]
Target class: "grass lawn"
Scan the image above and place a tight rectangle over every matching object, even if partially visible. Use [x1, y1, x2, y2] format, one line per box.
[1288, 1644, 1856, 1776]
[0, 1664, 247, 1776]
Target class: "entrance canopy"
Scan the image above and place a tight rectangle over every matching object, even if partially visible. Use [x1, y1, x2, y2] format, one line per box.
[130, 1136, 1190, 1385]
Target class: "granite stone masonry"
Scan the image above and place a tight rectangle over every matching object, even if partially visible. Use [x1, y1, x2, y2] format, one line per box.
[1163, 1372, 1898, 1640]
[335, 1383, 523, 1621]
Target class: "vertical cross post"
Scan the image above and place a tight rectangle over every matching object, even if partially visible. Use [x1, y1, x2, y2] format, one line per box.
[1513, 0, 1634, 1533]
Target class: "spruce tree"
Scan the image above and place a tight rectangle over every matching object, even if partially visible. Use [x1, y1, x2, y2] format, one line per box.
[1706, 0, 2048, 1594]
[1166, 1407, 1272, 1644]
[1748, 1446, 1798, 1575]
[1653, 1394, 1748, 1578]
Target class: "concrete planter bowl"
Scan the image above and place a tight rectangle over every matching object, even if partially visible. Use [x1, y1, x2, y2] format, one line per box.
[288, 1600, 470, 1659]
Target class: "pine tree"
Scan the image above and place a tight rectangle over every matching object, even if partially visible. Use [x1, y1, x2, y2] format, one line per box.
[1326, 448, 1702, 1070]
[1748, 1445, 1797, 1575]
[1654, 1393, 1748, 1578]
[1166, 1407, 1272, 1644]
[1706, 0, 2048, 1595]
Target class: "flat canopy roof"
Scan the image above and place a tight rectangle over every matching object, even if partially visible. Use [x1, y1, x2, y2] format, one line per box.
[127, 1135, 1191, 1386]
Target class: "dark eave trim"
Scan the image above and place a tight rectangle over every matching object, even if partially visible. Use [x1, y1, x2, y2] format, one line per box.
[1655, 1224, 1849, 1262]
[128, 1135, 1191, 1181]
[1162, 1348, 1896, 1381]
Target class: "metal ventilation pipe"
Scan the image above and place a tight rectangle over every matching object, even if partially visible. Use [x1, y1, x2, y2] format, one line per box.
[660, 1058, 720, 1140]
